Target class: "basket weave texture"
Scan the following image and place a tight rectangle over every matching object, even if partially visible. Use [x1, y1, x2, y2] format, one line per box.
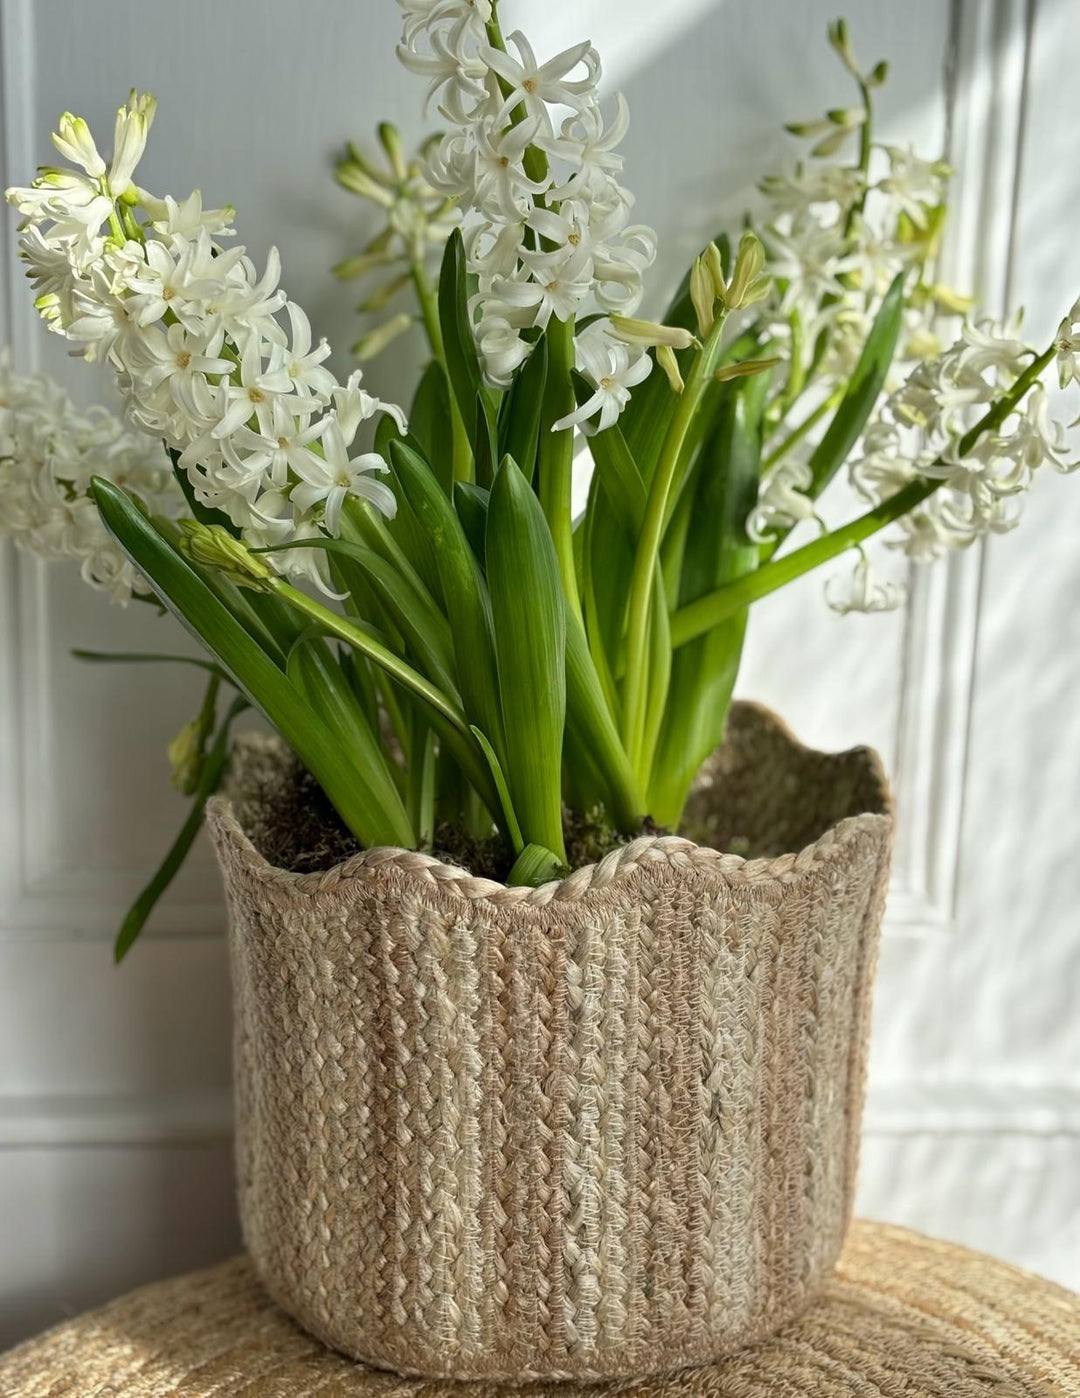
[205, 703, 893, 1382]
[4, 1226, 1079, 1397]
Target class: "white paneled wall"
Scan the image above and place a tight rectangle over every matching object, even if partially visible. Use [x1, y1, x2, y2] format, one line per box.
[2, 0, 1078, 1350]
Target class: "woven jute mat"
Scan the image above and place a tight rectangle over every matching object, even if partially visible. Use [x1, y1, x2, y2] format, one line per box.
[2, 1222, 1077, 1397]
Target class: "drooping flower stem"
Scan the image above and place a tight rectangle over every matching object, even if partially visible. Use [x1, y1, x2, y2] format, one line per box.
[671, 344, 1057, 648]
[671, 477, 937, 646]
[622, 309, 728, 771]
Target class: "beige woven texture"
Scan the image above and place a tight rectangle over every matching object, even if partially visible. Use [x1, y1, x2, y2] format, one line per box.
[205, 703, 893, 1382]
[3, 1224, 1078, 1397]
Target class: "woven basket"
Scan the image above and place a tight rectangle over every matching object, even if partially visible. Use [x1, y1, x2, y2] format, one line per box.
[206, 702, 892, 1383]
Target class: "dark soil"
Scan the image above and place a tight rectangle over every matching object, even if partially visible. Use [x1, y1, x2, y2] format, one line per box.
[251, 763, 668, 881]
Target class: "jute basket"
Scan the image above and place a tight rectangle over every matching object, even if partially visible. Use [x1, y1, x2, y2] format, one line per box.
[206, 702, 892, 1383]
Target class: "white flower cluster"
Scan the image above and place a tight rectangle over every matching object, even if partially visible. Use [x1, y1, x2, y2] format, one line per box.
[397, 0, 657, 431]
[0, 348, 181, 603]
[761, 141, 959, 385]
[749, 131, 969, 556]
[6, 95, 405, 590]
[851, 317, 1075, 558]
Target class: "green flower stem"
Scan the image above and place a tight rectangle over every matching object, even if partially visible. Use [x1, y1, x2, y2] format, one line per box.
[622, 309, 728, 770]
[539, 314, 583, 624]
[670, 478, 935, 646]
[670, 344, 1056, 649]
[844, 75, 875, 237]
[410, 254, 473, 483]
[264, 575, 470, 735]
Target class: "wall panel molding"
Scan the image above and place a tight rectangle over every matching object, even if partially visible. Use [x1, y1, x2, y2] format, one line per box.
[886, 0, 1034, 938]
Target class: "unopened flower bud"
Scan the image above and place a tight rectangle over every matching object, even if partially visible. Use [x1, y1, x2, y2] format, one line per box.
[724, 231, 767, 310]
[167, 719, 202, 795]
[690, 255, 715, 336]
[714, 356, 780, 384]
[656, 344, 685, 394]
[704, 241, 728, 301]
[609, 315, 696, 351]
[352, 312, 413, 360]
[378, 123, 408, 181]
[827, 18, 858, 74]
[179, 521, 271, 589]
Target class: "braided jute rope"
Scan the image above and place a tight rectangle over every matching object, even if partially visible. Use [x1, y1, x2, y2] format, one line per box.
[3, 1224, 1077, 1396]
[205, 703, 895, 1382]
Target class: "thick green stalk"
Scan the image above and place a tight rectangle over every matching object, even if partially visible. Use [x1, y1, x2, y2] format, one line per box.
[621, 310, 728, 768]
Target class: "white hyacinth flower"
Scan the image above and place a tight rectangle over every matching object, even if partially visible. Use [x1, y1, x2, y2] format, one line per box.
[826, 555, 906, 615]
[396, 1, 656, 419]
[0, 347, 182, 603]
[5, 95, 407, 590]
[552, 322, 651, 435]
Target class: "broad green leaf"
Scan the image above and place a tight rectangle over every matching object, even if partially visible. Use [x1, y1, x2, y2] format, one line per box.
[114, 694, 248, 962]
[639, 580, 671, 791]
[92, 478, 409, 850]
[407, 359, 454, 495]
[486, 455, 567, 861]
[406, 714, 437, 847]
[263, 536, 459, 700]
[438, 228, 499, 473]
[499, 334, 548, 484]
[507, 842, 565, 888]
[286, 635, 413, 846]
[582, 402, 646, 533]
[391, 439, 504, 755]
[454, 481, 489, 562]
[808, 271, 904, 498]
[648, 372, 770, 826]
[565, 606, 643, 833]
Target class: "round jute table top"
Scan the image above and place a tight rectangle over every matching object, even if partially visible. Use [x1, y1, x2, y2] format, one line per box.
[2, 1222, 1077, 1398]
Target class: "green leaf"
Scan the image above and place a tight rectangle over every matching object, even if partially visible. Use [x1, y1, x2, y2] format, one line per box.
[262, 535, 459, 700]
[92, 478, 410, 850]
[470, 725, 524, 855]
[499, 334, 548, 484]
[582, 403, 646, 532]
[507, 842, 566, 888]
[454, 482, 490, 562]
[438, 227, 498, 474]
[807, 271, 905, 498]
[286, 635, 414, 846]
[114, 694, 248, 962]
[407, 360, 454, 495]
[391, 439, 504, 755]
[565, 606, 643, 833]
[486, 455, 567, 861]
[648, 372, 769, 826]
[71, 649, 229, 679]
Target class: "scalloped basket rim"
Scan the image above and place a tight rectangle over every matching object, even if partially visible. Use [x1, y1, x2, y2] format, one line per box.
[206, 700, 893, 910]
